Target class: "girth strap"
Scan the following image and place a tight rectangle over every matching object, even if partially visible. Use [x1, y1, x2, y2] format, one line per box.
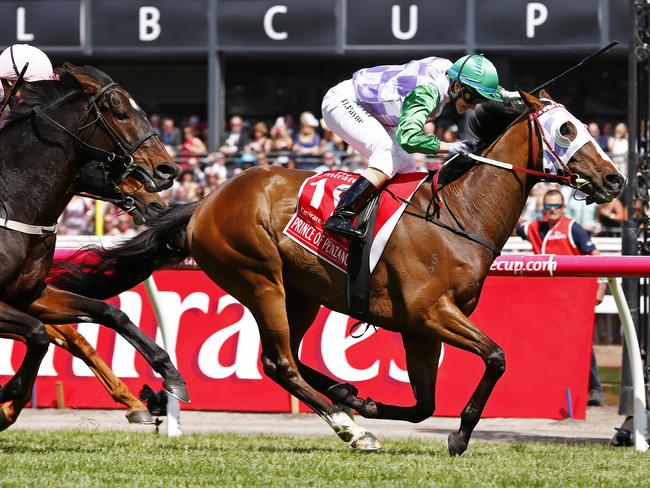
[0, 218, 57, 235]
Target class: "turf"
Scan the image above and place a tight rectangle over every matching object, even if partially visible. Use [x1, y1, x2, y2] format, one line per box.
[0, 430, 645, 487]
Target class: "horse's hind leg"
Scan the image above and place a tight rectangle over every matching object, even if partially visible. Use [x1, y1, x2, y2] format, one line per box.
[285, 287, 377, 415]
[201, 255, 378, 450]
[26, 284, 189, 403]
[427, 293, 506, 456]
[285, 287, 343, 393]
[45, 324, 153, 424]
[248, 285, 379, 450]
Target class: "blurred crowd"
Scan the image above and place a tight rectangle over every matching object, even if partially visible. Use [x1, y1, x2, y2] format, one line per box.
[58, 112, 630, 239]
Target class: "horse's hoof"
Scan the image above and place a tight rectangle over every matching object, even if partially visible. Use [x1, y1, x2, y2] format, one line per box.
[328, 382, 359, 402]
[163, 380, 191, 403]
[445, 432, 467, 456]
[351, 432, 382, 451]
[126, 409, 155, 425]
[0, 407, 12, 432]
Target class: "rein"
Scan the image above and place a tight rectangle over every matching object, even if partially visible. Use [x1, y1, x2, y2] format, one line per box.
[32, 80, 157, 184]
[408, 103, 591, 255]
[385, 186, 502, 255]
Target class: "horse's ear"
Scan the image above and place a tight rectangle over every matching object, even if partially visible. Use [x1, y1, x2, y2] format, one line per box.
[518, 90, 544, 110]
[69, 70, 103, 95]
[539, 89, 554, 101]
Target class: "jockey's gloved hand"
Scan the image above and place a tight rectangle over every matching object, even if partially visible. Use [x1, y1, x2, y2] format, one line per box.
[499, 88, 524, 107]
[448, 140, 471, 156]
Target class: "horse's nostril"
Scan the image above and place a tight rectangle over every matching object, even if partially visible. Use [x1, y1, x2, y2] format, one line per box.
[155, 162, 179, 179]
[604, 172, 625, 190]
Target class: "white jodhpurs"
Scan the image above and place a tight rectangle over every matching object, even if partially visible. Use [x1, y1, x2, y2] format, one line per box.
[321, 79, 416, 178]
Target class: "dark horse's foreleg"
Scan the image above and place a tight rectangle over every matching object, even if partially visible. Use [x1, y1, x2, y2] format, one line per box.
[0, 301, 50, 428]
[26, 284, 189, 403]
[427, 293, 506, 456]
[0, 324, 153, 430]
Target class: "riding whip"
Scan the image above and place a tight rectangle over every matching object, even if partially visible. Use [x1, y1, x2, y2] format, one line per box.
[0, 61, 28, 116]
[530, 41, 619, 94]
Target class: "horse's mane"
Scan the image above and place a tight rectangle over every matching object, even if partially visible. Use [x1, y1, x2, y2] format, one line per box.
[467, 102, 525, 154]
[3, 63, 113, 127]
[439, 102, 525, 183]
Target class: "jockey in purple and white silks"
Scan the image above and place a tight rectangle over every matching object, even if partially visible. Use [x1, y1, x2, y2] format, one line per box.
[321, 54, 519, 239]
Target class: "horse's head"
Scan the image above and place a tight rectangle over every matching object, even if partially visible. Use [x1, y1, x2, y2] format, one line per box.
[73, 165, 167, 225]
[65, 65, 179, 192]
[116, 176, 167, 225]
[519, 90, 625, 203]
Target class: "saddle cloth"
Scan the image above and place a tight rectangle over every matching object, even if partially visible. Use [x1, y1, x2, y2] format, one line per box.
[283, 171, 428, 272]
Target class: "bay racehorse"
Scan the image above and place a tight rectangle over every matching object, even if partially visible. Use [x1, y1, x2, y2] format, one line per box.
[0, 64, 191, 429]
[52, 91, 624, 455]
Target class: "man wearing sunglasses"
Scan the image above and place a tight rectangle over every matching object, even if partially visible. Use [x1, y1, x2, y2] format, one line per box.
[322, 54, 520, 238]
[516, 189, 607, 407]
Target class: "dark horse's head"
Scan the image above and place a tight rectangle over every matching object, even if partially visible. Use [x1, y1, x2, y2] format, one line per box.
[4, 63, 178, 222]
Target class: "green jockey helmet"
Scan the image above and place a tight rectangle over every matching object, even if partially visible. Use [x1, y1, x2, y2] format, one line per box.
[447, 54, 503, 102]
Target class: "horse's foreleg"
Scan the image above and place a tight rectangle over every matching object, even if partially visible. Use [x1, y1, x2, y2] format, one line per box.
[44, 324, 154, 424]
[26, 284, 189, 403]
[346, 334, 442, 421]
[428, 293, 506, 456]
[0, 301, 50, 428]
[285, 288, 440, 420]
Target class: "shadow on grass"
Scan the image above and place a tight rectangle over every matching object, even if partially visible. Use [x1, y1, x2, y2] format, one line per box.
[415, 427, 611, 446]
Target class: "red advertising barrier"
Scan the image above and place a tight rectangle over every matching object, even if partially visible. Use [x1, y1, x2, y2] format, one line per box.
[1, 261, 597, 419]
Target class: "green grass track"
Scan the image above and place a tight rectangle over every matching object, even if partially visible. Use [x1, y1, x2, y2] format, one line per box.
[0, 430, 645, 487]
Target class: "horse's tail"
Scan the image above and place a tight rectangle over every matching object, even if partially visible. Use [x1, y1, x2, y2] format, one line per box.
[50, 202, 199, 299]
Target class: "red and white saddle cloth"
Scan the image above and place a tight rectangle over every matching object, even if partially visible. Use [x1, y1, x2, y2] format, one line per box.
[283, 171, 428, 273]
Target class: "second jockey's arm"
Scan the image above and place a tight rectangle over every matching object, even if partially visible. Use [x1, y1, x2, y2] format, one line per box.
[396, 85, 448, 155]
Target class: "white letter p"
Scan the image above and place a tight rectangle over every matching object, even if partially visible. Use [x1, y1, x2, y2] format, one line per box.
[526, 3, 548, 39]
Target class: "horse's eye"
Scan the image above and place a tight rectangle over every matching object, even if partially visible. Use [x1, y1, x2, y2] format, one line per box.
[115, 111, 129, 120]
[559, 123, 570, 137]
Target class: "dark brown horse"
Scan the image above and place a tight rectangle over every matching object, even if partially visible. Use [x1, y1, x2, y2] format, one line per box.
[0, 323, 153, 428]
[0, 176, 165, 430]
[0, 64, 190, 429]
[53, 91, 624, 455]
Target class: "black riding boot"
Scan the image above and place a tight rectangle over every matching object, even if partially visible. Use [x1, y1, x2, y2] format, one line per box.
[324, 176, 376, 238]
